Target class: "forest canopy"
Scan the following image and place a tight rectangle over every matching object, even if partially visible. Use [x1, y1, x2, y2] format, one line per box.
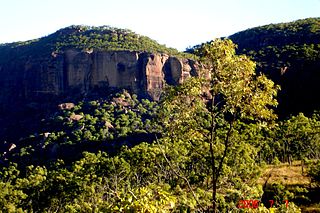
[1, 18, 320, 212]
[1, 39, 319, 212]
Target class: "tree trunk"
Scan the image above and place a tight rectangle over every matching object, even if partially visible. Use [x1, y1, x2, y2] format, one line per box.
[212, 179, 217, 212]
[210, 93, 217, 212]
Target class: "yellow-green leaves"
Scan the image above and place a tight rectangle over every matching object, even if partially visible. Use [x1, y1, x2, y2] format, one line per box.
[198, 38, 279, 121]
[158, 38, 280, 212]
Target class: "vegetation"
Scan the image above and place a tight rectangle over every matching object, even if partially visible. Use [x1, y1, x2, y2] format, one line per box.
[187, 18, 320, 117]
[228, 17, 320, 117]
[0, 25, 194, 63]
[1, 38, 320, 212]
[0, 24, 196, 142]
[161, 39, 279, 212]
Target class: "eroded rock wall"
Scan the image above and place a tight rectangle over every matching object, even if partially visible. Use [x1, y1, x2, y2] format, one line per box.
[0, 50, 197, 109]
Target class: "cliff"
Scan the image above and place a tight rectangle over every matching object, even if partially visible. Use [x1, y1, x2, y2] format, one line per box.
[0, 24, 197, 112]
[0, 25, 199, 141]
[0, 49, 197, 110]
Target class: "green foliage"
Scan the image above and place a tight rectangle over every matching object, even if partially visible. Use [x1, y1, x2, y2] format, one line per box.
[5, 90, 162, 167]
[229, 17, 320, 117]
[187, 18, 320, 117]
[2, 36, 320, 212]
[159, 38, 279, 212]
[277, 202, 301, 213]
[229, 18, 320, 53]
[308, 160, 320, 185]
[0, 25, 194, 63]
[0, 164, 26, 212]
[271, 157, 281, 165]
[259, 113, 320, 164]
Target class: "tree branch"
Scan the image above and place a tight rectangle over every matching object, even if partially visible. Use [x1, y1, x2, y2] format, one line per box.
[155, 135, 206, 212]
[217, 121, 233, 179]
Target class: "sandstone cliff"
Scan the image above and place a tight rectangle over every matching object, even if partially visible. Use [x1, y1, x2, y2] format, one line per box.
[0, 49, 197, 110]
[0, 25, 199, 141]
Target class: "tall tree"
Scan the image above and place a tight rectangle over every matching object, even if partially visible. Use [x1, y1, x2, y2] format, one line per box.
[160, 39, 279, 212]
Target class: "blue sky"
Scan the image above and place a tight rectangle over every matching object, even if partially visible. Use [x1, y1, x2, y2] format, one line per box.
[1, 0, 319, 50]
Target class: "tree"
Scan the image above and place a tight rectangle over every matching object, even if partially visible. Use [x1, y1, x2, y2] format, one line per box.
[160, 38, 279, 212]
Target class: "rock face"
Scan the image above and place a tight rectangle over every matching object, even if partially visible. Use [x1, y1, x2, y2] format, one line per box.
[0, 50, 197, 111]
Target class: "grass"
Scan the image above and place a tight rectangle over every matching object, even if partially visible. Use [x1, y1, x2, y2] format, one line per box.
[258, 161, 320, 213]
[258, 161, 311, 186]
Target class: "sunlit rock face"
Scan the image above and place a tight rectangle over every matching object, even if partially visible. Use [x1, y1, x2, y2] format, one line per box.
[0, 49, 197, 109]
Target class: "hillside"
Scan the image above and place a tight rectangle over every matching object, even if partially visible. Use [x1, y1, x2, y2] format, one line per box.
[0, 25, 197, 141]
[2, 39, 320, 212]
[1, 20, 320, 212]
[0, 25, 191, 61]
[228, 17, 320, 117]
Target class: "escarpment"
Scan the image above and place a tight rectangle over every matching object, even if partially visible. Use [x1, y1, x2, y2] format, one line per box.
[0, 25, 200, 141]
[0, 49, 198, 111]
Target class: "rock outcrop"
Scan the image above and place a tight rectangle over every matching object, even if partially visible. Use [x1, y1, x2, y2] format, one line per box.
[0, 49, 197, 111]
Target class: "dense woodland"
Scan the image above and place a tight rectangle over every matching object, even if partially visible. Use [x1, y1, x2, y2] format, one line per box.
[0, 25, 193, 63]
[229, 18, 320, 118]
[188, 18, 320, 117]
[0, 24, 194, 143]
[1, 18, 320, 212]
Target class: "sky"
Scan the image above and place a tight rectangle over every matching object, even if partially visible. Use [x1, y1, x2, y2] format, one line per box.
[0, 0, 319, 50]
